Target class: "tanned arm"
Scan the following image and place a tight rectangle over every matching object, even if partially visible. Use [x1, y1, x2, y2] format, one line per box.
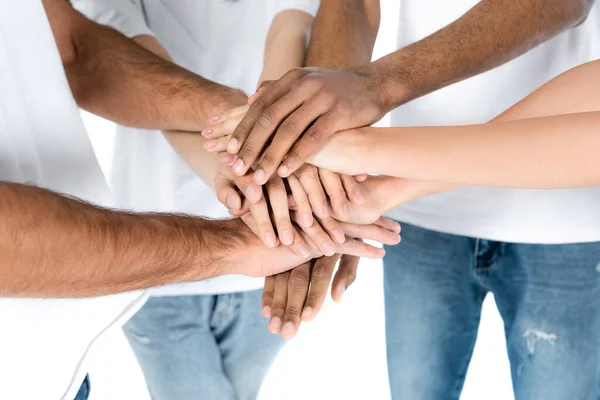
[305, 0, 380, 68]
[45, 0, 246, 131]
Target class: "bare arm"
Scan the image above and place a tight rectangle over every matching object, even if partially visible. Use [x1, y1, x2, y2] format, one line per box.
[228, 0, 594, 183]
[44, 0, 246, 131]
[0, 182, 246, 298]
[259, 9, 315, 84]
[304, 0, 380, 68]
[311, 60, 600, 189]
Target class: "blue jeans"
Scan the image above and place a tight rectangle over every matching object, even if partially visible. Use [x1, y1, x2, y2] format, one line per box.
[384, 222, 600, 400]
[123, 290, 284, 400]
[73, 375, 90, 400]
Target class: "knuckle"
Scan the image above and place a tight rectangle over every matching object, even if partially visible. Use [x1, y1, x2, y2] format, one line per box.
[278, 119, 300, 137]
[285, 305, 302, 318]
[305, 129, 323, 145]
[257, 109, 277, 130]
[289, 269, 310, 286]
[261, 152, 277, 168]
[252, 95, 270, 112]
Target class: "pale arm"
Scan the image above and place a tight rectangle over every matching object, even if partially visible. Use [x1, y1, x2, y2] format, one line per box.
[311, 60, 600, 189]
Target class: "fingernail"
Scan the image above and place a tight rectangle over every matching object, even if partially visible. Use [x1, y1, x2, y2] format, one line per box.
[204, 140, 217, 149]
[222, 154, 234, 164]
[265, 232, 277, 248]
[322, 202, 330, 217]
[233, 159, 245, 174]
[332, 228, 345, 243]
[301, 212, 313, 227]
[394, 222, 402, 232]
[245, 184, 255, 200]
[254, 169, 265, 183]
[269, 316, 282, 332]
[209, 114, 220, 123]
[337, 286, 346, 301]
[322, 241, 336, 256]
[355, 188, 366, 201]
[201, 128, 212, 138]
[301, 307, 313, 320]
[262, 305, 271, 317]
[281, 230, 294, 246]
[296, 243, 311, 259]
[227, 138, 239, 153]
[278, 165, 289, 176]
[226, 195, 237, 210]
[281, 322, 295, 335]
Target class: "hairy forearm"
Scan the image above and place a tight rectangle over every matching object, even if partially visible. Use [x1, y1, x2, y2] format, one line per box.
[259, 10, 313, 84]
[0, 182, 244, 298]
[51, 3, 244, 131]
[305, 0, 380, 69]
[361, 0, 593, 110]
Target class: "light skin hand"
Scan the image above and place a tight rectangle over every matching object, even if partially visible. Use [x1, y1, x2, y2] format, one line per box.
[262, 253, 360, 339]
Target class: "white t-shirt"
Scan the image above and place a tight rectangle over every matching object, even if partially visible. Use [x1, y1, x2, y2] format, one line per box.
[0, 1, 147, 399]
[388, 1, 600, 244]
[74, 0, 319, 295]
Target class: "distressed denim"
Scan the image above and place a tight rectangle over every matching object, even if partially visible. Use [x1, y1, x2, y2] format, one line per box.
[384, 222, 600, 400]
[123, 290, 284, 400]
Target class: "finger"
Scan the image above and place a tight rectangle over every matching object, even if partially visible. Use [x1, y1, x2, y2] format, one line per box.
[291, 211, 337, 257]
[287, 174, 313, 228]
[278, 112, 340, 178]
[229, 171, 263, 204]
[341, 174, 367, 205]
[202, 111, 246, 140]
[302, 255, 339, 322]
[296, 166, 330, 219]
[249, 196, 279, 248]
[215, 173, 242, 211]
[281, 262, 312, 339]
[354, 174, 368, 183]
[290, 226, 312, 260]
[266, 176, 294, 246]
[205, 104, 249, 130]
[315, 214, 346, 244]
[319, 169, 350, 221]
[252, 97, 330, 185]
[262, 276, 276, 317]
[336, 238, 385, 259]
[331, 254, 359, 302]
[228, 198, 251, 217]
[338, 221, 401, 245]
[228, 69, 306, 167]
[250, 81, 274, 105]
[218, 152, 235, 166]
[203, 136, 231, 153]
[269, 271, 291, 334]
[374, 216, 402, 234]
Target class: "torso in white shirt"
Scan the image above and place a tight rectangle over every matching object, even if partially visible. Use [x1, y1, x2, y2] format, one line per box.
[0, 1, 146, 399]
[388, 0, 600, 244]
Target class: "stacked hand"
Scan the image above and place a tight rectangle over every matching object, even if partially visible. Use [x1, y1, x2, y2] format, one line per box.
[202, 77, 398, 338]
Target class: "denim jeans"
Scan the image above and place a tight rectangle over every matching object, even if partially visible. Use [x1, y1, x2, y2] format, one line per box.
[383, 222, 600, 400]
[123, 290, 284, 400]
[73, 375, 90, 400]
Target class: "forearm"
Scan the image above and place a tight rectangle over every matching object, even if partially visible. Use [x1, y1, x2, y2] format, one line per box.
[47, 1, 244, 131]
[305, 0, 380, 69]
[259, 10, 314, 84]
[361, 0, 593, 110]
[0, 182, 242, 298]
[316, 115, 600, 189]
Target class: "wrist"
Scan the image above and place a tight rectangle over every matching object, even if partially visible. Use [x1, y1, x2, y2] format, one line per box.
[356, 59, 412, 113]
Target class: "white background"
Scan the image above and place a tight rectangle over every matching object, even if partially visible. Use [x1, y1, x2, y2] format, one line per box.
[84, 2, 513, 399]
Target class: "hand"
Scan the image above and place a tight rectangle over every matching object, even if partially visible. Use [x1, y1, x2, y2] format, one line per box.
[229, 213, 394, 277]
[262, 254, 360, 339]
[221, 67, 386, 183]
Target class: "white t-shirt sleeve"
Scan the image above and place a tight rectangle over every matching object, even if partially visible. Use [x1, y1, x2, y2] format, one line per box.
[268, 0, 320, 17]
[71, 0, 154, 39]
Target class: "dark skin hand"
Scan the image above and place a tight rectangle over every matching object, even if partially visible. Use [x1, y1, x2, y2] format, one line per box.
[223, 0, 594, 184]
